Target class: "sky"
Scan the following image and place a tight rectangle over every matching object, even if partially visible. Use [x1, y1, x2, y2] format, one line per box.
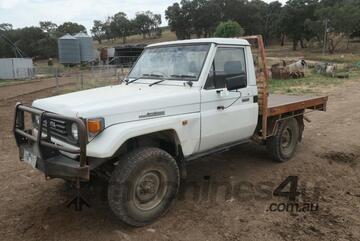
[0, 0, 287, 33]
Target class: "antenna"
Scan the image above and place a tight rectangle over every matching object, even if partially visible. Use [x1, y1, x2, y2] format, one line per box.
[0, 33, 26, 58]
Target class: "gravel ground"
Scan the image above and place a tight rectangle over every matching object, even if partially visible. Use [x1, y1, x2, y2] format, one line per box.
[0, 79, 360, 241]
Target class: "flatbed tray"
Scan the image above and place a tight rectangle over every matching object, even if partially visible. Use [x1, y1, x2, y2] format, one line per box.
[267, 94, 328, 117]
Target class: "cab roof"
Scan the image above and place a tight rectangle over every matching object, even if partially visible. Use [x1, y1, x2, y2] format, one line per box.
[147, 38, 250, 48]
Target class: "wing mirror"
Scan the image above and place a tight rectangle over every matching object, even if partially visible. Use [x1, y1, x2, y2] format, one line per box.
[225, 75, 247, 91]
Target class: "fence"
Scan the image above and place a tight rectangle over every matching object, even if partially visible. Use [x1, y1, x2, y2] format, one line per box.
[15, 64, 133, 96]
[55, 65, 132, 94]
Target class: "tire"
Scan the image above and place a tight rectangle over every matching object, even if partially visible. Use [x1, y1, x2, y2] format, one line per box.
[266, 118, 299, 162]
[108, 147, 180, 227]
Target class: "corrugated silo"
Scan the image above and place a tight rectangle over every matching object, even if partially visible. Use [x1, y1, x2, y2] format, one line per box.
[74, 32, 94, 63]
[58, 34, 81, 64]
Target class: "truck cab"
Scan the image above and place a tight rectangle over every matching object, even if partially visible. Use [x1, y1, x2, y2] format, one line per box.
[13, 37, 327, 226]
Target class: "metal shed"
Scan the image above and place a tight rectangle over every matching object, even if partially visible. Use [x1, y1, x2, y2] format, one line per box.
[0, 58, 33, 80]
[111, 44, 146, 66]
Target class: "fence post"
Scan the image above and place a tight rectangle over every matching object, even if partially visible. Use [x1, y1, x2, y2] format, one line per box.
[55, 67, 59, 93]
[80, 72, 84, 90]
[119, 65, 124, 84]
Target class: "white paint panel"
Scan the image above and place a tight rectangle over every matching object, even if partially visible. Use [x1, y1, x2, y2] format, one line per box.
[87, 112, 201, 158]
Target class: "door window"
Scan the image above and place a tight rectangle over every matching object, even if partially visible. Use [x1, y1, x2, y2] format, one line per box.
[204, 47, 247, 89]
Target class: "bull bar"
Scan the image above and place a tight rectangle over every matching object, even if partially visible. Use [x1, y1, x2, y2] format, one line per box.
[13, 103, 90, 181]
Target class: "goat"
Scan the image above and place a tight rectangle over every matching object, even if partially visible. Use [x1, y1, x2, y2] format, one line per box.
[286, 59, 308, 73]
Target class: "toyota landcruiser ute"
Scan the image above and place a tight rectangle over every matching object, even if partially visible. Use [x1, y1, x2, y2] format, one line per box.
[13, 36, 328, 226]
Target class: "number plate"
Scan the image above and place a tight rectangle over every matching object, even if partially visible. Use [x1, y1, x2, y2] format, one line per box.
[23, 149, 37, 168]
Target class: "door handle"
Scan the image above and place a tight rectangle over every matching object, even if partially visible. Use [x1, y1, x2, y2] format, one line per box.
[217, 106, 225, 110]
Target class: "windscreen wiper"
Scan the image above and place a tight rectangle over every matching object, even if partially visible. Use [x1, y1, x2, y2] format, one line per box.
[125, 76, 144, 85]
[126, 73, 163, 85]
[170, 74, 196, 87]
[143, 73, 164, 78]
[144, 74, 167, 87]
[149, 79, 165, 87]
[170, 74, 196, 79]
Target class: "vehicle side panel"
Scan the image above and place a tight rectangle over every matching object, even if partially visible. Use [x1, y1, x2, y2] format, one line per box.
[86, 113, 201, 158]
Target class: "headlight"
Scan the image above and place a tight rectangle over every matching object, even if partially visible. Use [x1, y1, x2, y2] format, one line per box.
[71, 123, 79, 140]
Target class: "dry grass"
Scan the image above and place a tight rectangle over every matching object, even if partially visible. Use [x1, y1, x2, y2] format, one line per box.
[269, 69, 360, 95]
[94, 29, 177, 49]
[266, 41, 360, 64]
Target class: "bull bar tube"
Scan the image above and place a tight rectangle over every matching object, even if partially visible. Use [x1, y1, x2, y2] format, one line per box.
[13, 103, 90, 181]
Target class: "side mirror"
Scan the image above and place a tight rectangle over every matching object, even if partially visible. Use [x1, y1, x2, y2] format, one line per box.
[225, 75, 247, 91]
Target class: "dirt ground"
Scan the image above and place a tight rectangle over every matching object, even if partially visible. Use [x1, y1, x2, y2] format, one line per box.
[1, 78, 360, 241]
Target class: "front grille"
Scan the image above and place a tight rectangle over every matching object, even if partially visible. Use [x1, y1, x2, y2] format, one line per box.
[42, 118, 68, 138]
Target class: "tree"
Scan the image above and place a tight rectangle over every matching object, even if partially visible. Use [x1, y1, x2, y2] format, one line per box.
[56, 22, 86, 36]
[242, 0, 268, 36]
[39, 21, 58, 58]
[133, 11, 161, 39]
[110, 12, 131, 44]
[0, 23, 13, 32]
[0, 23, 16, 57]
[0, 26, 59, 58]
[166, 0, 222, 39]
[192, 0, 222, 38]
[165, 2, 192, 39]
[215, 20, 244, 37]
[263, 1, 283, 45]
[103, 17, 114, 42]
[39, 21, 57, 34]
[316, 0, 360, 52]
[278, 0, 319, 50]
[91, 20, 105, 44]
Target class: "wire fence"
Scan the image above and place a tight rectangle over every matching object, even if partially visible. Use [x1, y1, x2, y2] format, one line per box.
[15, 64, 133, 96]
[56, 65, 132, 94]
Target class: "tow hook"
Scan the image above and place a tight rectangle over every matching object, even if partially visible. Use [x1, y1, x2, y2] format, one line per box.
[66, 178, 90, 211]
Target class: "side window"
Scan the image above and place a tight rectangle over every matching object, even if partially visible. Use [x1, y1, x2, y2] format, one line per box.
[205, 47, 247, 89]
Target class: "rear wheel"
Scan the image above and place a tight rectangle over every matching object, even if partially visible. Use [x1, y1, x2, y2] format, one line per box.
[266, 118, 300, 162]
[108, 147, 180, 226]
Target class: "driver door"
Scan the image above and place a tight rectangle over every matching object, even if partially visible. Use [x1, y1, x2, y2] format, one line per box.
[199, 46, 258, 152]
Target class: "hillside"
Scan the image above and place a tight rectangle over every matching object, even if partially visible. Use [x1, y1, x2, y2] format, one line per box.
[93, 29, 177, 49]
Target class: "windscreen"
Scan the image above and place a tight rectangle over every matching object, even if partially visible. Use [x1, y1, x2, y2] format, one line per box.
[128, 44, 210, 81]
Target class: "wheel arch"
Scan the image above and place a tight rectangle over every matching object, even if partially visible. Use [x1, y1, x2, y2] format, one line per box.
[112, 129, 187, 178]
[266, 113, 304, 141]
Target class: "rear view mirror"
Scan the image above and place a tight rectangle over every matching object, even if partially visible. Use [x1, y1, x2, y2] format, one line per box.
[225, 75, 247, 91]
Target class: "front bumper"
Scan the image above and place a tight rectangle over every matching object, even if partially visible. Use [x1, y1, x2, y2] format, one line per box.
[13, 103, 90, 181]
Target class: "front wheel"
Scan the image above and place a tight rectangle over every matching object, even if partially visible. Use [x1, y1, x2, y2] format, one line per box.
[266, 118, 300, 162]
[108, 147, 180, 227]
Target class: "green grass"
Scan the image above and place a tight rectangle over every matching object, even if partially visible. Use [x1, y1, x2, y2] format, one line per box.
[0, 78, 31, 86]
[269, 70, 360, 95]
[303, 53, 360, 64]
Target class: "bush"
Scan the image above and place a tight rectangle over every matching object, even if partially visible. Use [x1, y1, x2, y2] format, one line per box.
[215, 21, 244, 38]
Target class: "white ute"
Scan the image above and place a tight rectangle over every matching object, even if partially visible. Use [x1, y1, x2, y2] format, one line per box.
[14, 36, 328, 226]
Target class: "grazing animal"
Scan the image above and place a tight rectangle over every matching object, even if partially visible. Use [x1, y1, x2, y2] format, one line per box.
[325, 64, 336, 76]
[315, 62, 337, 76]
[286, 59, 308, 73]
